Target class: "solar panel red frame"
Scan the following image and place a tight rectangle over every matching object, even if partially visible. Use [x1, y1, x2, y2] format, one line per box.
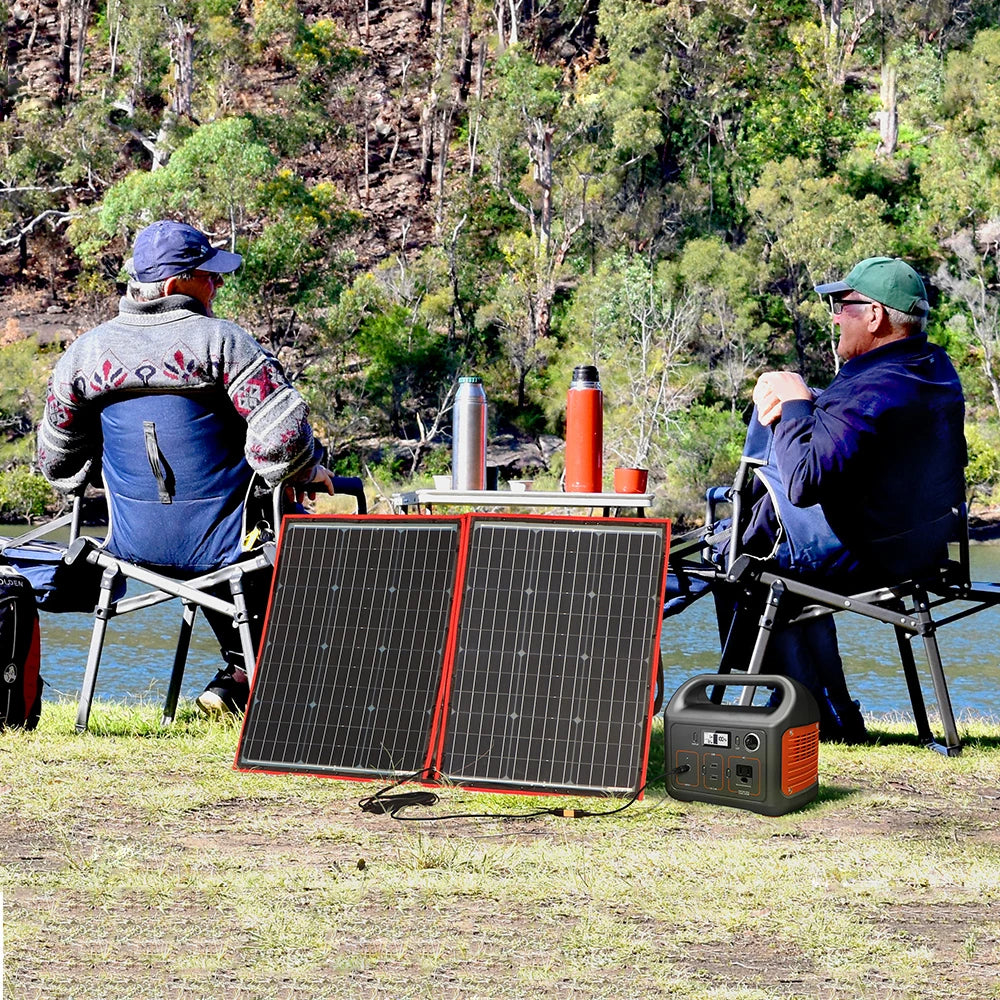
[431, 514, 670, 797]
[236, 514, 462, 781]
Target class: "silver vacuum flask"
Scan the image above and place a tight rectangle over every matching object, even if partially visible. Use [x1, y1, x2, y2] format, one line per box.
[452, 376, 487, 490]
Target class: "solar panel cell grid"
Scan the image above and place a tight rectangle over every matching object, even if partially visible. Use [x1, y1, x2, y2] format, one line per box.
[437, 519, 667, 795]
[238, 518, 460, 777]
[237, 514, 668, 798]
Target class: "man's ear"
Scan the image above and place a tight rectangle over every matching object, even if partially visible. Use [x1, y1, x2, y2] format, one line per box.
[163, 275, 180, 296]
[868, 301, 886, 332]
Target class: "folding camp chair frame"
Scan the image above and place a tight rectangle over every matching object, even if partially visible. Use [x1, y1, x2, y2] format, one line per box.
[669, 457, 1000, 756]
[63, 477, 366, 733]
[65, 534, 276, 732]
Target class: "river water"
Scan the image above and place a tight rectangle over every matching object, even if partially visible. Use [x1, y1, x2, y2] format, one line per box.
[12, 535, 1000, 719]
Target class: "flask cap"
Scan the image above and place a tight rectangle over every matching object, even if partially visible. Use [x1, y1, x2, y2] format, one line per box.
[571, 365, 600, 383]
[459, 375, 483, 384]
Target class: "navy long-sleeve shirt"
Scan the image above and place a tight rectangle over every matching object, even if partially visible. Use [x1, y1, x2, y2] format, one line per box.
[755, 335, 966, 580]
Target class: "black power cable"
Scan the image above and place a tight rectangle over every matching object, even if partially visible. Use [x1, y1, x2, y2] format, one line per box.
[358, 765, 689, 822]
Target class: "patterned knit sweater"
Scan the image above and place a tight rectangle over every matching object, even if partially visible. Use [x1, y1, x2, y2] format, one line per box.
[37, 294, 316, 493]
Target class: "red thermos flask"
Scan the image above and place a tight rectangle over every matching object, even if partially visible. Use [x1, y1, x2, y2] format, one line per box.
[564, 365, 603, 492]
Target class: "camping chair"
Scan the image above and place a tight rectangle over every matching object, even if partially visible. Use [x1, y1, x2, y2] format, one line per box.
[61, 390, 366, 733]
[669, 454, 1000, 756]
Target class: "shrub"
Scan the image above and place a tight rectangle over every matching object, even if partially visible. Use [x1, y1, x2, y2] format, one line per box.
[0, 467, 55, 520]
[965, 423, 1000, 506]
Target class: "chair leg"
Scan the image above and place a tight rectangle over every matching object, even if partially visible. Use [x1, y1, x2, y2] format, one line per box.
[162, 600, 197, 725]
[912, 588, 962, 756]
[737, 580, 785, 706]
[229, 574, 257, 685]
[893, 625, 935, 746]
[75, 567, 119, 733]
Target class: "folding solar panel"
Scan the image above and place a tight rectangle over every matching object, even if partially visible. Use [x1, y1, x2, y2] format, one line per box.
[237, 516, 460, 779]
[434, 516, 669, 796]
[237, 513, 669, 798]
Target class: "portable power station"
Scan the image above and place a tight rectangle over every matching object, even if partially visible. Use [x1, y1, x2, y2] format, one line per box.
[664, 674, 820, 816]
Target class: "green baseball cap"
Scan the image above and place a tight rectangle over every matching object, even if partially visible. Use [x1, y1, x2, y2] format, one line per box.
[814, 257, 929, 316]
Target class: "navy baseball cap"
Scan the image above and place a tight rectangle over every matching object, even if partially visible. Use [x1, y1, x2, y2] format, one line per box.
[131, 220, 243, 282]
[814, 257, 928, 316]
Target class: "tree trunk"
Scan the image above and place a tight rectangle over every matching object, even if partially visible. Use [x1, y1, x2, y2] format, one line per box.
[533, 120, 554, 254]
[457, 0, 473, 103]
[57, 0, 72, 103]
[72, 0, 90, 90]
[107, 0, 122, 87]
[169, 19, 196, 117]
[876, 64, 898, 159]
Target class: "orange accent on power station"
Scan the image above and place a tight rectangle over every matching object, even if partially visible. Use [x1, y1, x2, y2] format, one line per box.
[781, 722, 820, 795]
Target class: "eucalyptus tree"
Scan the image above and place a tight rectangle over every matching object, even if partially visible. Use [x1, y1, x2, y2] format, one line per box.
[746, 157, 895, 377]
[559, 252, 703, 475]
[472, 43, 603, 411]
[678, 237, 766, 413]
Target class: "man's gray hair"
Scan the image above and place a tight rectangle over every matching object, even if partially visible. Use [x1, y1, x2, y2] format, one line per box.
[884, 303, 928, 335]
[126, 268, 197, 302]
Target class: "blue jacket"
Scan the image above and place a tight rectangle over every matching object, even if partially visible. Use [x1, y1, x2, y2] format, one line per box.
[747, 335, 966, 582]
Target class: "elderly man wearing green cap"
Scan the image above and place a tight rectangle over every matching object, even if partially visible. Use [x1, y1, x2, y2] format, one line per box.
[717, 257, 967, 741]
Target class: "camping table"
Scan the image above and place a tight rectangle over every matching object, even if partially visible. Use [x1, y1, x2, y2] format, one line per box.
[390, 488, 654, 517]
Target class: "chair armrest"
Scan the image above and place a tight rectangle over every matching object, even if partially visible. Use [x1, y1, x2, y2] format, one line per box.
[64, 536, 98, 566]
[331, 476, 367, 515]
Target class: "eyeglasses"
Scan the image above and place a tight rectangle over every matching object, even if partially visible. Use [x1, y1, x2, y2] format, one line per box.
[831, 298, 874, 315]
[193, 270, 223, 287]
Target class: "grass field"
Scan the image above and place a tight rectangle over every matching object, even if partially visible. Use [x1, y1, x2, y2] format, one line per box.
[2, 702, 999, 999]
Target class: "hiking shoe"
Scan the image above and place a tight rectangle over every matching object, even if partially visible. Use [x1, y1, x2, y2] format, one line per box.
[196, 670, 249, 717]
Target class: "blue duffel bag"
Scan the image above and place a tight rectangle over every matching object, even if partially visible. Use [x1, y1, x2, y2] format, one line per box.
[0, 537, 111, 613]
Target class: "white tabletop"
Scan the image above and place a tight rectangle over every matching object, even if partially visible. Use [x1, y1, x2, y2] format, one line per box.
[391, 488, 654, 512]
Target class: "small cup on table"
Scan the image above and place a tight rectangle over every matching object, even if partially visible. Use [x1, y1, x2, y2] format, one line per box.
[613, 467, 648, 494]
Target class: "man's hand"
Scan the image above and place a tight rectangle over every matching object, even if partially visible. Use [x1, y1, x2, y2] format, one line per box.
[752, 371, 814, 426]
[285, 463, 336, 506]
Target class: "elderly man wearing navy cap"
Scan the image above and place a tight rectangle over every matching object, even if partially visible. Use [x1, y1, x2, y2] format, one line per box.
[716, 257, 967, 741]
[38, 220, 334, 716]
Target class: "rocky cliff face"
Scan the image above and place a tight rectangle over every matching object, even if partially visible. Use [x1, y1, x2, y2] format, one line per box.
[2, 2, 593, 294]
[3, 0, 485, 269]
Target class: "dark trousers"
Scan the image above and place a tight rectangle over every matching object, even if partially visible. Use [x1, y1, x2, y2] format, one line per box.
[201, 568, 272, 677]
[714, 581, 865, 738]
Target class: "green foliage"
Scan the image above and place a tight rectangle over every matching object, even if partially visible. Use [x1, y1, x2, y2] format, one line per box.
[746, 157, 896, 375]
[965, 423, 1000, 505]
[355, 305, 453, 438]
[330, 452, 362, 477]
[221, 173, 360, 344]
[738, 32, 871, 175]
[250, 2, 361, 103]
[0, 467, 54, 520]
[421, 446, 452, 477]
[0, 338, 49, 463]
[305, 256, 464, 455]
[558, 252, 702, 472]
[918, 30, 1000, 240]
[665, 404, 747, 514]
[250, 0, 301, 46]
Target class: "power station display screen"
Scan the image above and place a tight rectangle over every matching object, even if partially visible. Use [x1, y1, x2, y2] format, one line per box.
[702, 730, 730, 747]
[436, 517, 668, 796]
[238, 517, 460, 778]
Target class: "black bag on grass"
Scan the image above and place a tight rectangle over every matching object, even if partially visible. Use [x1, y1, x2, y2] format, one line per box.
[0, 566, 42, 730]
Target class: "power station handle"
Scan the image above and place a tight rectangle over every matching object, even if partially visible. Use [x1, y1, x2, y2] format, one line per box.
[665, 673, 818, 728]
